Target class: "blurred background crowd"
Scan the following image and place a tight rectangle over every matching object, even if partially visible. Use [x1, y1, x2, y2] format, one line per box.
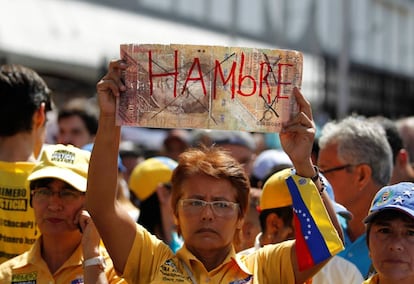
[1, 0, 414, 282]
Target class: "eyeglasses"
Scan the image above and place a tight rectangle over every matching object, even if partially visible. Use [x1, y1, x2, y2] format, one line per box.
[320, 164, 353, 174]
[178, 199, 239, 217]
[31, 187, 84, 202]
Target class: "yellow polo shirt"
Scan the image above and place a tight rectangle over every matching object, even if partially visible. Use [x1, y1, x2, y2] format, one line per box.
[123, 223, 295, 284]
[0, 237, 125, 284]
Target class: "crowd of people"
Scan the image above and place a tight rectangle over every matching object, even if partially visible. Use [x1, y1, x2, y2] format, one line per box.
[0, 61, 414, 283]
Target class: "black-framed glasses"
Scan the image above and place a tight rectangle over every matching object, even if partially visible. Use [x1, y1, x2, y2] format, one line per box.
[178, 199, 239, 217]
[31, 187, 84, 202]
[320, 164, 353, 174]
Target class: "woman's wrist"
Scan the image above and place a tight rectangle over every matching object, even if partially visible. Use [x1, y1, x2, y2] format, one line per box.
[310, 166, 326, 194]
[83, 255, 107, 271]
[294, 164, 326, 194]
[292, 159, 316, 178]
[83, 247, 101, 259]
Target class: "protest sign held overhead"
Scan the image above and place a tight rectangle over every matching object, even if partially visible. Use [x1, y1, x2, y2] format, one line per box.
[117, 44, 302, 132]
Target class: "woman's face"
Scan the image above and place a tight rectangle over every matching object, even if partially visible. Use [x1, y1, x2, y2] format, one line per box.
[369, 216, 414, 282]
[32, 179, 85, 237]
[175, 174, 243, 254]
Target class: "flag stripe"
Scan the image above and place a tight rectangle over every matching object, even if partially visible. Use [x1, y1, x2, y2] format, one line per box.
[286, 175, 343, 269]
[292, 177, 344, 254]
[286, 176, 331, 263]
[293, 213, 314, 270]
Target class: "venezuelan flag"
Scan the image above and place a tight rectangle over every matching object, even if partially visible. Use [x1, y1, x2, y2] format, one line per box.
[286, 175, 344, 271]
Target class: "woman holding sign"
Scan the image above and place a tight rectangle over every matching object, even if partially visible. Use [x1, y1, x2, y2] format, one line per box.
[86, 59, 343, 283]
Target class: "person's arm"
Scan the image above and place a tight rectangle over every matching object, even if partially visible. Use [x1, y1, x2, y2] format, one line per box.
[75, 210, 108, 284]
[280, 88, 341, 234]
[86, 60, 137, 274]
[279, 88, 343, 284]
[317, 181, 344, 241]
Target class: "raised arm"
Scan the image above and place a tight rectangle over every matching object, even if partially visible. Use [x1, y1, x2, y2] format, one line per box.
[280, 88, 341, 236]
[279, 88, 343, 284]
[86, 60, 136, 274]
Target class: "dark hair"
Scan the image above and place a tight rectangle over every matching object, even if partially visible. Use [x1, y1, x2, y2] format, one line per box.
[259, 206, 294, 232]
[29, 178, 82, 207]
[58, 108, 98, 136]
[137, 192, 163, 239]
[0, 64, 52, 136]
[29, 177, 55, 191]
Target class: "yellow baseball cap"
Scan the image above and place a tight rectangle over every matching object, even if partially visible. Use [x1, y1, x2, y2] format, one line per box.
[28, 144, 90, 192]
[128, 157, 178, 201]
[260, 167, 353, 220]
[259, 168, 294, 210]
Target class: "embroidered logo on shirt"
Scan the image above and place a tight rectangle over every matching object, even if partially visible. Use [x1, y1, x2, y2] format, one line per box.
[11, 272, 37, 284]
[71, 277, 84, 284]
[159, 258, 189, 282]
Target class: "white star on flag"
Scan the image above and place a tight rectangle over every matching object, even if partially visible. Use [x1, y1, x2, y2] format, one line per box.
[294, 207, 313, 241]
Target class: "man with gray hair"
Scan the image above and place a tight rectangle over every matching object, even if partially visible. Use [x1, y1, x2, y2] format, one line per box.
[317, 115, 393, 279]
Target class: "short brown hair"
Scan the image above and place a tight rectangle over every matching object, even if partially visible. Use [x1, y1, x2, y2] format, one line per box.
[170, 146, 250, 218]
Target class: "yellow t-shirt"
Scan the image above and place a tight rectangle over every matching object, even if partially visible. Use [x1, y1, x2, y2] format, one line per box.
[0, 237, 125, 283]
[122, 223, 295, 284]
[0, 161, 37, 264]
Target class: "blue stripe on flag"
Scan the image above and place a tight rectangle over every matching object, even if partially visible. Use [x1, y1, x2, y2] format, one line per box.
[286, 176, 331, 264]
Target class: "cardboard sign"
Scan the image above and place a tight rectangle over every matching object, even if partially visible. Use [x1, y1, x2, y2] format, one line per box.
[117, 44, 302, 132]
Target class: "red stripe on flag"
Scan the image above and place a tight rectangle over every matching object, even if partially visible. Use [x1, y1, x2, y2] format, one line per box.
[293, 213, 315, 271]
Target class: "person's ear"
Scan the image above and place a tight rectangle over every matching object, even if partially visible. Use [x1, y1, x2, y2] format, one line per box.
[267, 213, 294, 241]
[355, 163, 372, 190]
[33, 103, 46, 129]
[396, 149, 409, 165]
[267, 213, 283, 231]
[236, 217, 244, 230]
